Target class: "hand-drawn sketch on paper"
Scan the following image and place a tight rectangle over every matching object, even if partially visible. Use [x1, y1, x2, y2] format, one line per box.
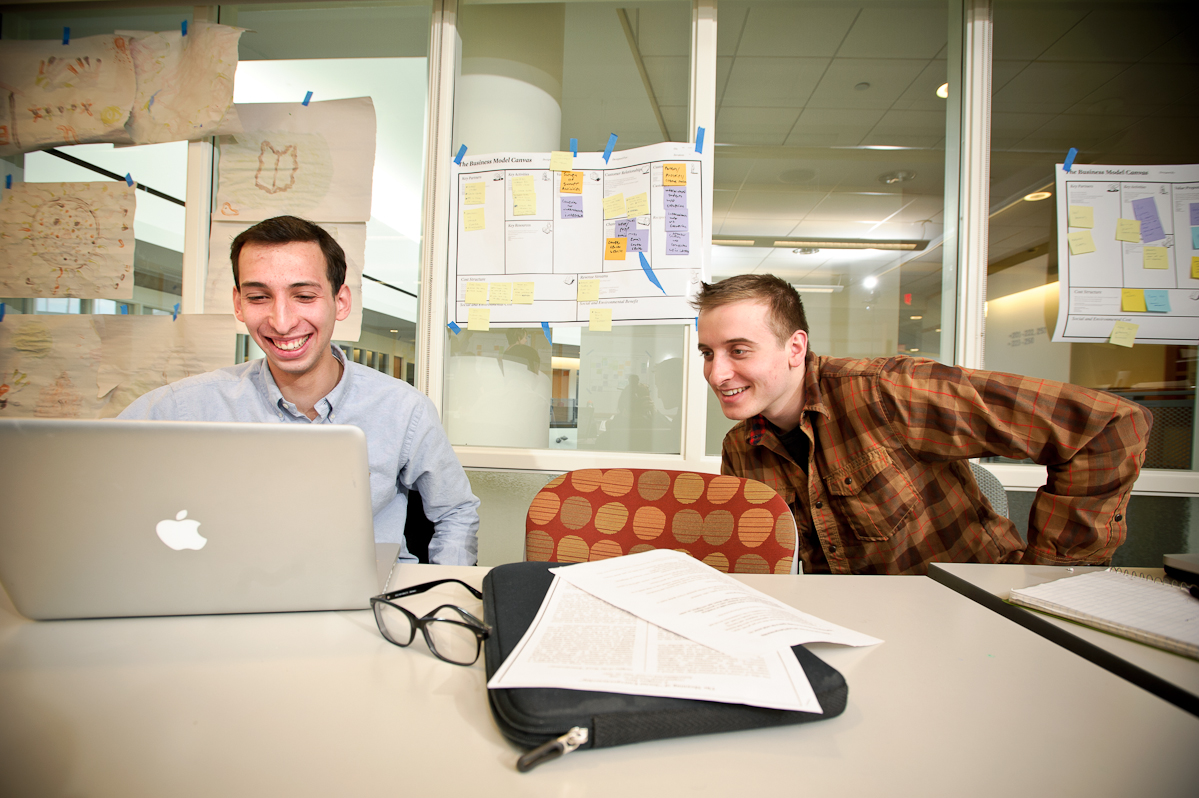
[214, 98, 376, 222]
[0, 34, 136, 156]
[205, 220, 365, 342]
[119, 22, 245, 145]
[94, 314, 236, 416]
[0, 314, 103, 418]
[0, 181, 136, 299]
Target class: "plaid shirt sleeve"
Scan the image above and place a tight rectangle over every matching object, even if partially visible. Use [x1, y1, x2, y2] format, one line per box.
[877, 358, 1151, 566]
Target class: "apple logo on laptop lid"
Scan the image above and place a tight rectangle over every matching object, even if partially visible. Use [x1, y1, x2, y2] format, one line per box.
[156, 510, 208, 551]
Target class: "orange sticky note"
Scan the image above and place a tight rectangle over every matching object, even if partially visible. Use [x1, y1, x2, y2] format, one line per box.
[1120, 288, 1146, 312]
[589, 308, 613, 332]
[663, 163, 687, 186]
[559, 170, 583, 194]
[604, 237, 628, 260]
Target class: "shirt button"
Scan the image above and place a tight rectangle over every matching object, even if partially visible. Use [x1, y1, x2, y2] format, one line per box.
[814, 500, 823, 509]
[844, 477, 852, 485]
[1114, 513, 1123, 522]
[829, 545, 838, 553]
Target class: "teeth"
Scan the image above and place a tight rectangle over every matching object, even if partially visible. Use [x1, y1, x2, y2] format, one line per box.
[721, 387, 747, 396]
[274, 335, 309, 352]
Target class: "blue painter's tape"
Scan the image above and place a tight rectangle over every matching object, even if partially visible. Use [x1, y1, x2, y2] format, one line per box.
[182, 20, 188, 36]
[542, 321, 552, 344]
[120, 304, 129, 315]
[603, 133, 617, 163]
[125, 173, 134, 187]
[172, 303, 180, 321]
[639, 252, 665, 294]
[694, 316, 698, 330]
[454, 144, 467, 165]
[5, 175, 10, 189]
[1063, 147, 1078, 172]
[0, 303, 5, 323]
[570, 138, 578, 157]
[695, 126, 705, 154]
[63, 28, 70, 45]
[447, 321, 461, 335]
[302, 91, 313, 107]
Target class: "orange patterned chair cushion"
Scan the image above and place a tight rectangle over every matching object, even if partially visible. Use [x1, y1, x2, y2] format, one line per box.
[525, 469, 797, 575]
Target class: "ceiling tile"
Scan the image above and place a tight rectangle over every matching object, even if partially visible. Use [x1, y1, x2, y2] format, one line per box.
[714, 106, 800, 146]
[806, 59, 927, 110]
[992, 61, 1127, 114]
[991, 111, 1058, 151]
[837, 6, 948, 60]
[732, 3, 859, 58]
[782, 108, 886, 147]
[892, 60, 949, 112]
[727, 189, 825, 219]
[641, 55, 690, 108]
[992, 5, 1088, 61]
[1018, 113, 1142, 153]
[861, 109, 947, 148]
[718, 217, 797, 237]
[624, 3, 692, 57]
[1039, 7, 1177, 63]
[721, 57, 830, 108]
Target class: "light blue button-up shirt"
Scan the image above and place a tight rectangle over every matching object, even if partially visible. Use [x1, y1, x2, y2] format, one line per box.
[118, 347, 479, 565]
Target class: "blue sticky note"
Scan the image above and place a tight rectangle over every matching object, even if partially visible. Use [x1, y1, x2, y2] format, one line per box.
[447, 321, 461, 335]
[626, 230, 648, 253]
[570, 138, 578, 157]
[63, 28, 70, 45]
[666, 232, 689, 256]
[639, 252, 665, 294]
[454, 144, 467, 165]
[302, 90, 313, 106]
[695, 126, 705, 154]
[1191, 203, 1199, 227]
[663, 186, 686, 210]
[603, 133, 617, 163]
[1192, 226, 1199, 249]
[1062, 147, 1077, 172]
[125, 173, 134, 186]
[614, 219, 634, 237]
[1144, 290, 1170, 313]
[560, 196, 583, 219]
[541, 321, 552, 344]
[182, 20, 188, 36]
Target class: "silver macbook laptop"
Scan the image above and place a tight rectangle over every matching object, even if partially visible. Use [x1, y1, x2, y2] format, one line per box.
[0, 418, 384, 620]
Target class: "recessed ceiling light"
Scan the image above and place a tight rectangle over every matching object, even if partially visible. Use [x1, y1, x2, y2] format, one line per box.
[863, 276, 879, 289]
[935, 328, 941, 333]
[936, 82, 949, 99]
[879, 170, 917, 185]
[1024, 191, 1052, 201]
[855, 82, 871, 91]
[389, 329, 398, 333]
[910, 315, 923, 320]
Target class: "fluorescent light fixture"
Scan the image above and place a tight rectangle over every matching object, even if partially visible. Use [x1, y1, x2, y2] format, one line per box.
[551, 356, 581, 371]
[773, 240, 920, 251]
[791, 284, 844, 294]
[909, 348, 920, 352]
[713, 239, 756, 247]
[1023, 191, 1052, 201]
[909, 315, 923, 320]
[936, 82, 949, 99]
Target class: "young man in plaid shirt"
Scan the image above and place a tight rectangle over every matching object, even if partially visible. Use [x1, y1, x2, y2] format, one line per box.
[695, 274, 1150, 575]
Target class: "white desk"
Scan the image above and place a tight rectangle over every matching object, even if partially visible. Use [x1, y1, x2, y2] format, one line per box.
[929, 562, 1199, 716]
[2, 564, 1198, 797]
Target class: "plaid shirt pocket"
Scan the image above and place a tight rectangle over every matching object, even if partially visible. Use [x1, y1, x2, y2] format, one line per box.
[825, 447, 919, 542]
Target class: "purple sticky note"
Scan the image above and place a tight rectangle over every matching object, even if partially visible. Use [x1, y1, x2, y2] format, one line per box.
[1131, 196, 1166, 243]
[1190, 202, 1199, 227]
[663, 187, 686, 210]
[665, 209, 689, 233]
[626, 230, 648, 253]
[666, 231, 689, 256]
[560, 196, 583, 219]
[615, 218, 635, 237]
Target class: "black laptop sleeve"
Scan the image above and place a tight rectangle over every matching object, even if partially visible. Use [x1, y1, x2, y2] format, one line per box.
[482, 561, 848, 768]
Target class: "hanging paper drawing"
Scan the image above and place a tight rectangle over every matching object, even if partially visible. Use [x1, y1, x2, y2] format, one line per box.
[256, 141, 300, 194]
[0, 315, 104, 418]
[0, 181, 136, 299]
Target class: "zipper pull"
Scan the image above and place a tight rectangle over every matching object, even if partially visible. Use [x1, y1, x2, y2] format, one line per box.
[516, 726, 589, 773]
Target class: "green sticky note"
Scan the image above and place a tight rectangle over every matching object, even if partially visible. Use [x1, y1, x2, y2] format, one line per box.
[1144, 289, 1170, 313]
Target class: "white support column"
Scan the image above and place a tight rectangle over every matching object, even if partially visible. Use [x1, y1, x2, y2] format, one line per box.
[180, 5, 215, 315]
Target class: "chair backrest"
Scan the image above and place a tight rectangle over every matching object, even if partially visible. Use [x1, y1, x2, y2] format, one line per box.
[968, 461, 1009, 519]
[525, 469, 798, 574]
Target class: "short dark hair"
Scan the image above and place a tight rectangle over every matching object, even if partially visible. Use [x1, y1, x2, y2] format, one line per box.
[691, 274, 808, 344]
[230, 216, 347, 294]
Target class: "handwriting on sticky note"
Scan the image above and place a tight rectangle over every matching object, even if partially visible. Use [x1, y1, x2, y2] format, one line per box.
[560, 196, 583, 219]
[589, 308, 613, 332]
[1115, 218, 1142, 243]
[1193, 256, 1199, 280]
[1191, 203, 1199, 227]
[1143, 246, 1168, 270]
[603, 193, 626, 219]
[463, 207, 485, 232]
[1109, 321, 1138, 348]
[1067, 230, 1095, 255]
[625, 192, 649, 217]
[511, 175, 535, 195]
[663, 163, 687, 186]
[464, 182, 485, 206]
[663, 186, 686, 209]
[1067, 205, 1093, 229]
[577, 279, 600, 302]
[1121, 288, 1147, 312]
[615, 218, 634, 237]
[513, 282, 535, 304]
[605, 238, 628, 260]
[467, 308, 490, 332]
[549, 151, 573, 172]
[666, 231, 689, 256]
[627, 230, 648, 253]
[489, 282, 512, 304]
[1144, 289, 1170, 313]
[560, 170, 583, 194]
[1192, 226, 1199, 250]
[513, 194, 536, 216]
[464, 282, 487, 304]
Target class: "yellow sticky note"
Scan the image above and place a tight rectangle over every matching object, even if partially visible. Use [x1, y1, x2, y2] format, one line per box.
[1067, 205, 1093, 229]
[463, 207, 485, 232]
[577, 279, 600, 302]
[1121, 288, 1147, 312]
[1143, 246, 1168, 269]
[489, 282, 512, 305]
[513, 194, 536, 216]
[603, 193, 626, 220]
[464, 282, 487, 304]
[1115, 218, 1142, 243]
[467, 308, 490, 332]
[625, 192, 649, 217]
[663, 163, 687, 186]
[589, 308, 613, 332]
[513, 282, 535, 304]
[511, 175, 535, 195]
[1192, 256, 1199, 280]
[1109, 320, 1138, 348]
[464, 182, 485, 205]
[604, 237, 628, 260]
[1067, 230, 1095, 255]
[549, 151, 573, 172]
[560, 170, 583, 194]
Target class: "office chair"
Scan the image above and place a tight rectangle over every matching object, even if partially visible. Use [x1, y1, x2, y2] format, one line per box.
[968, 461, 1009, 520]
[404, 489, 436, 565]
[525, 469, 799, 574]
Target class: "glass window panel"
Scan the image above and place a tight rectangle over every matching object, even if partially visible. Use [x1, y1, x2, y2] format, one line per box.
[707, 0, 954, 454]
[445, 1, 691, 454]
[986, 0, 1199, 472]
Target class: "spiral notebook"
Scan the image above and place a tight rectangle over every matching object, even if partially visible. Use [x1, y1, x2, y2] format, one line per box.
[1008, 570, 1199, 660]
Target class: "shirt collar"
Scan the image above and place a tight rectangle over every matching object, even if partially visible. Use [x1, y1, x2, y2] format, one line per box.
[254, 346, 352, 421]
[744, 349, 827, 446]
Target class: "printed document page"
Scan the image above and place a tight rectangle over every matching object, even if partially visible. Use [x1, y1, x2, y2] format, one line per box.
[487, 576, 822, 713]
[551, 549, 883, 657]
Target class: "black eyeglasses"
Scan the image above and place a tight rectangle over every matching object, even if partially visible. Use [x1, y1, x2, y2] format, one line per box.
[370, 579, 491, 666]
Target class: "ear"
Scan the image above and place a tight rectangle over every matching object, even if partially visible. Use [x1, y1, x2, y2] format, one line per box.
[787, 330, 808, 368]
[334, 283, 352, 322]
[232, 286, 245, 323]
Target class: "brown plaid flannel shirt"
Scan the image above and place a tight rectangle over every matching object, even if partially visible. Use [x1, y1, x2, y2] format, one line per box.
[720, 353, 1151, 575]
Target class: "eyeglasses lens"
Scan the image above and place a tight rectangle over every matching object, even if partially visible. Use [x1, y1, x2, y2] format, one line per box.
[374, 602, 415, 646]
[426, 610, 482, 665]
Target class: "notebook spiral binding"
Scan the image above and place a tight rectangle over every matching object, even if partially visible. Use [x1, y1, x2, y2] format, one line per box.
[1108, 567, 1190, 590]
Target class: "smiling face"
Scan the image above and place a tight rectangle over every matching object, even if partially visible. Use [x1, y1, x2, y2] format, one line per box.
[697, 300, 808, 432]
[232, 240, 351, 392]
